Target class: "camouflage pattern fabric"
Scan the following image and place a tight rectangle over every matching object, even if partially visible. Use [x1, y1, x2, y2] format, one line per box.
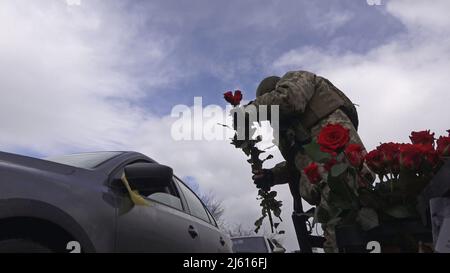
[297, 108, 372, 253]
[253, 71, 316, 118]
[271, 109, 371, 252]
[252, 70, 373, 253]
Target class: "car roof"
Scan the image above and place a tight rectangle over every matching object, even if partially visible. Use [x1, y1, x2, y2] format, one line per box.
[45, 151, 157, 173]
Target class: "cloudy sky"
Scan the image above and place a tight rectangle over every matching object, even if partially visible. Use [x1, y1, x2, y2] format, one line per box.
[1, 0, 449, 251]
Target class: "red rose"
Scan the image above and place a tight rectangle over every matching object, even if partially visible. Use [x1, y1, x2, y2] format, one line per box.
[345, 144, 364, 168]
[224, 91, 234, 103]
[233, 90, 242, 104]
[317, 124, 350, 155]
[409, 130, 435, 147]
[411, 144, 440, 170]
[223, 90, 243, 106]
[377, 143, 400, 163]
[425, 149, 441, 170]
[324, 158, 338, 172]
[365, 149, 385, 175]
[399, 143, 426, 171]
[437, 136, 450, 156]
[303, 162, 322, 184]
[377, 142, 401, 174]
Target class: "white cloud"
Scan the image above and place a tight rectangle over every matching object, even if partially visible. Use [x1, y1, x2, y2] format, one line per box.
[311, 9, 353, 34]
[387, 0, 450, 32]
[0, 0, 177, 154]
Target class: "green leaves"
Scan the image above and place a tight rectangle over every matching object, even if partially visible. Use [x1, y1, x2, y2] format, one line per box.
[268, 191, 277, 199]
[328, 173, 353, 201]
[230, 134, 262, 156]
[325, 171, 361, 224]
[254, 216, 265, 233]
[273, 207, 282, 219]
[253, 190, 283, 233]
[330, 163, 348, 177]
[231, 130, 282, 234]
[303, 140, 331, 163]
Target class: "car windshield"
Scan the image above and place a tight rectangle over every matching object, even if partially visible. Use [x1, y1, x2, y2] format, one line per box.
[231, 237, 268, 253]
[44, 151, 123, 169]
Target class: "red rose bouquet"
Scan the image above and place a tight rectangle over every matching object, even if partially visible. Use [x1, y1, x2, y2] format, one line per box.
[223, 90, 283, 234]
[302, 123, 377, 230]
[363, 130, 447, 221]
[303, 126, 449, 233]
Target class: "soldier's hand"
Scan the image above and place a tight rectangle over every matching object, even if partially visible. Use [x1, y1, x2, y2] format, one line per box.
[252, 169, 274, 191]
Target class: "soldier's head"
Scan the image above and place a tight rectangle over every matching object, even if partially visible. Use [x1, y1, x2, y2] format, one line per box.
[256, 76, 280, 97]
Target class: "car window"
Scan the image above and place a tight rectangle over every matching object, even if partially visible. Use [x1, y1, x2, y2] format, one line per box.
[143, 191, 183, 211]
[175, 178, 210, 223]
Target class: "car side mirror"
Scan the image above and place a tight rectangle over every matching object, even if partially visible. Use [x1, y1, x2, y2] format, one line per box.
[124, 162, 173, 190]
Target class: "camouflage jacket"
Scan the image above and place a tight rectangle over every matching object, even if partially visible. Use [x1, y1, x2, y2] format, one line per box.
[252, 70, 358, 186]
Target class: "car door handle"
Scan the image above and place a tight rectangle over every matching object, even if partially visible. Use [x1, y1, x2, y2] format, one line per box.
[188, 225, 198, 238]
[220, 237, 226, 246]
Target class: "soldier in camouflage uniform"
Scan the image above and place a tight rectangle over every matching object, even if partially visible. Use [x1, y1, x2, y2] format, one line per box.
[250, 70, 373, 253]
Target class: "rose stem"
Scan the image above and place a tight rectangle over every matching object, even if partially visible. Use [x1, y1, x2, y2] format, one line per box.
[267, 202, 274, 233]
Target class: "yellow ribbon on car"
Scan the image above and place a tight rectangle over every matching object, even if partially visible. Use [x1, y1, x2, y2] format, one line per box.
[120, 172, 151, 206]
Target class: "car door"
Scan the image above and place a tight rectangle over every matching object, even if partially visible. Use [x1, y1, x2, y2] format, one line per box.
[112, 162, 202, 252]
[174, 177, 231, 253]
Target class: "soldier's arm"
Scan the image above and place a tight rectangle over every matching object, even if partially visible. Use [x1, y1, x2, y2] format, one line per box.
[270, 161, 291, 185]
[252, 71, 317, 117]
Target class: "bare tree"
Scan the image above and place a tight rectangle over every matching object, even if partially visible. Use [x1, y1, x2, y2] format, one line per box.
[223, 223, 255, 237]
[200, 192, 255, 235]
[199, 191, 285, 246]
[199, 191, 225, 225]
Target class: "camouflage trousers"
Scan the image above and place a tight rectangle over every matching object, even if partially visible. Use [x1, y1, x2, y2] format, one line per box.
[293, 109, 372, 253]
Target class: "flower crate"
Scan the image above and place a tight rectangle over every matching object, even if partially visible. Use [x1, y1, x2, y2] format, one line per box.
[336, 160, 450, 253]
